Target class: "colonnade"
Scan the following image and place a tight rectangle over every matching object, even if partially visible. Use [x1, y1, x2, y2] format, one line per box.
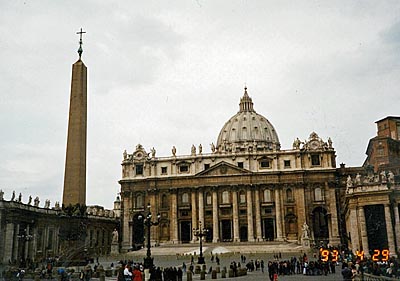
[348, 203, 400, 257]
[157, 185, 339, 244]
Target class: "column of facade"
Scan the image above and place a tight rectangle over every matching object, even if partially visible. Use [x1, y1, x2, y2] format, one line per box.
[328, 187, 340, 245]
[191, 191, 198, 242]
[198, 190, 204, 226]
[384, 204, 396, 256]
[394, 204, 400, 253]
[3, 223, 14, 263]
[122, 195, 132, 251]
[254, 188, 262, 241]
[13, 224, 20, 262]
[358, 206, 369, 256]
[295, 186, 306, 241]
[349, 207, 360, 252]
[246, 188, 255, 242]
[25, 225, 31, 260]
[212, 188, 219, 243]
[232, 189, 240, 242]
[149, 191, 158, 244]
[170, 190, 179, 243]
[275, 189, 284, 241]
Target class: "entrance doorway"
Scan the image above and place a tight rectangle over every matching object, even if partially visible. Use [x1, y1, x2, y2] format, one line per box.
[263, 218, 275, 241]
[180, 221, 191, 243]
[239, 226, 248, 241]
[132, 215, 144, 250]
[312, 207, 329, 244]
[221, 220, 232, 241]
[364, 204, 388, 251]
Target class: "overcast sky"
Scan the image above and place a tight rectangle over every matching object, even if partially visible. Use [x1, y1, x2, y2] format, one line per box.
[1, 1, 399, 209]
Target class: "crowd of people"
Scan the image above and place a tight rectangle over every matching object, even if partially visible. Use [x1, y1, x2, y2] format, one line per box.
[116, 260, 184, 281]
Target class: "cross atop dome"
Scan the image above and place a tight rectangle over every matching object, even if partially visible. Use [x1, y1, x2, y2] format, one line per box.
[239, 86, 255, 112]
[76, 28, 86, 60]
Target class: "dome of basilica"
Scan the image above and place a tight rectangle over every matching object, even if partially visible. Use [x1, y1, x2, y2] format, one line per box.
[216, 88, 280, 152]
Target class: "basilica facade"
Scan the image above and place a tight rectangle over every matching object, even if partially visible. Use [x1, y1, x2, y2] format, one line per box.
[119, 88, 342, 252]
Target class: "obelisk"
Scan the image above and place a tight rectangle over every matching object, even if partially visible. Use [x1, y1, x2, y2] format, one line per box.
[62, 29, 87, 207]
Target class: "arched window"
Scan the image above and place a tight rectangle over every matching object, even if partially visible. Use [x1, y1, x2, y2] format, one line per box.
[239, 191, 246, 204]
[182, 193, 189, 204]
[314, 188, 323, 201]
[206, 193, 212, 205]
[161, 194, 168, 208]
[222, 191, 229, 204]
[136, 194, 143, 208]
[286, 189, 293, 202]
[264, 189, 271, 202]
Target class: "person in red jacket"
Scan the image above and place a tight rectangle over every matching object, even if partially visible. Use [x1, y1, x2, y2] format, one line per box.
[133, 266, 143, 281]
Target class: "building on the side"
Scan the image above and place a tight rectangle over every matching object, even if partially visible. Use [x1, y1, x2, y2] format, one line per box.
[0, 192, 120, 266]
[119, 88, 343, 252]
[364, 116, 400, 175]
[341, 116, 400, 257]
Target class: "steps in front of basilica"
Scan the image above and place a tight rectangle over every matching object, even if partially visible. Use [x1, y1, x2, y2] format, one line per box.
[126, 242, 304, 257]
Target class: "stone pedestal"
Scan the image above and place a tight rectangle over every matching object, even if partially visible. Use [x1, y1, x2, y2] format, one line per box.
[301, 237, 310, 248]
[111, 243, 119, 255]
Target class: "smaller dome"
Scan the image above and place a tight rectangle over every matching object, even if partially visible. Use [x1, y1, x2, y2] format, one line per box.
[216, 87, 280, 152]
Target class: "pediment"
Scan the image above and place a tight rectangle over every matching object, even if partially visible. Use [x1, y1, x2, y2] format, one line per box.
[196, 161, 252, 177]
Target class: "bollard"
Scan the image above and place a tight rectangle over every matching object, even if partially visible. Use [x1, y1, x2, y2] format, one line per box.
[187, 271, 193, 281]
[216, 266, 220, 273]
[34, 268, 41, 281]
[98, 265, 105, 281]
[202, 264, 207, 271]
[221, 269, 226, 278]
[228, 269, 234, 277]
[212, 270, 217, 279]
[195, 265, 201, 274]
[200, 270, 206, 280]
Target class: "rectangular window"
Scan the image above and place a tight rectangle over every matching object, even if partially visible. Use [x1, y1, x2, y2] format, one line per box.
[311, 154, 321, 166]
[239, 209, 247, 215]
[181, 211, 189, 217]
[221, 209, 231, 216]
[264, 207, 272, 214]
[161, 167, 167, 174]
[377, 148, 385, 156]
[179, 165, 189, 173]
[238, 162, 244, 168]
[260, 160, 270, 168]
[204, 163, 210, 170]
[135, 164, 143, 175]
[205, 210, 212, 216]
[284, 160, 291, 168]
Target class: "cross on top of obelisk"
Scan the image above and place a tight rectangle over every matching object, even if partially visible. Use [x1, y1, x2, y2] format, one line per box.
[76, 28, 86, 59]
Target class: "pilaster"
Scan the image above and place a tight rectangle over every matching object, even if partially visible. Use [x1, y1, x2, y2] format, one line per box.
[191, 191, 198, 242]
[198, 189, 204, 226]
[349, 207, 360, 252]
[384, 204, 396, 257]
[358, 206, 369, 256]
[3, 222, 14, 263]
[254, 188, 262, 241]
[232, 188, 240, 242]
[275, 189, 284, 241]
[212, 188, 219, 243]
[246, 188, 255, 242]
[170, 190, 179, 243]
[328, 187, 340, 246]
[394, 204, 400, 253]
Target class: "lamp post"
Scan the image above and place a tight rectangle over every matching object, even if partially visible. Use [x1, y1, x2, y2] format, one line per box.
[192, 221, 208, 264]
[138, 203, 160, 269]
